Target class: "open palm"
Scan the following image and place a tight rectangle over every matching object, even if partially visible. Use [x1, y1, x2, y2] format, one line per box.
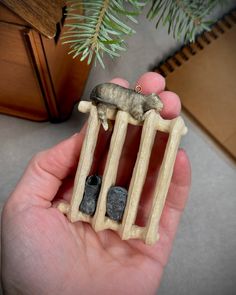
[1, 73, 191, 295]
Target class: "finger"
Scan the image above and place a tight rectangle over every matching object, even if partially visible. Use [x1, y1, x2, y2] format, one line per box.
[136, 72, 181, 119]
[9, 125, 87, 208]
[164, 149, 191, 212]
[110, 78, 129, 88]
[159, 91, 181, 119]
[135, 72, 166, 94]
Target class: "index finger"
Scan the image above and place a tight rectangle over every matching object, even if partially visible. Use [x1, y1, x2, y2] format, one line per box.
[135, 72, 181, 119]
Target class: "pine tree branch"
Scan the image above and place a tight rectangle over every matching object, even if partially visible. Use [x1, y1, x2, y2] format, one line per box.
[62, 0, 145, 68]
[147, 0, 220, 42]
[62, 0, 222, 67]
[175, 0, 201, 26]
[90, 0, 110, 51]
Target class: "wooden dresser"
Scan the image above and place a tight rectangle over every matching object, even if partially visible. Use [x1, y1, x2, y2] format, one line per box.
[0, 1, 90, 122]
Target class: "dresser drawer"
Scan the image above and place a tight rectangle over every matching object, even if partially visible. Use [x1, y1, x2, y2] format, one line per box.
[0, 22, 48, 120]
[0, 3, 91, 122]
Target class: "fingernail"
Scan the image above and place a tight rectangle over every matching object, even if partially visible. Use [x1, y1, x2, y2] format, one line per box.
[72, 133, 79, 137]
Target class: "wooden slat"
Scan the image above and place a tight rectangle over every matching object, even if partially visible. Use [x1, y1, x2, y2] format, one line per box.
[68, 106, 100, 222]
[92, 110, 129, 231]
[120, 111, 157, 240]
[144, 117, 185, 244]
[0, 23, 48, 121]
[104, 218, 120, 231]
[1, 0, 64, 37]
[78, 101, 185, 134]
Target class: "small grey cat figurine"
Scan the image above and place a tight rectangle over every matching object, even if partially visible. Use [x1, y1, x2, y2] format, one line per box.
[90, 83, 163, 130]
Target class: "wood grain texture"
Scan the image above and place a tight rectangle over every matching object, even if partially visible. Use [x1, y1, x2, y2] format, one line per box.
[41, 24, 91, 121]
[0, 2, 27, 25]
[1, 0, 64, 37]
[0, 4, 91, 122]
[0, 22, 48, 120]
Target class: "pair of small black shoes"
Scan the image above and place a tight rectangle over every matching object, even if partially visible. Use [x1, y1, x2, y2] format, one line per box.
[79, 175, 128, 222]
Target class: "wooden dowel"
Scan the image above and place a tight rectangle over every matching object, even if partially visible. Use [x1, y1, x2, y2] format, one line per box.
[92, 111, 129, 231]
[144, 117, 185, 244]
[120, 111, 157, 240]
[56, 201, 70, 214]
[68, 106, 100, 222]
[78, 101, 182, 134]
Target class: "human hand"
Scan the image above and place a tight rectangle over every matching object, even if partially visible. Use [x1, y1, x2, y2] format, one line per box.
[1, 72, 191, 295]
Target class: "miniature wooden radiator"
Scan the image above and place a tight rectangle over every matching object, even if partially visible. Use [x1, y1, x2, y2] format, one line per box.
[57, 101, 187, 245]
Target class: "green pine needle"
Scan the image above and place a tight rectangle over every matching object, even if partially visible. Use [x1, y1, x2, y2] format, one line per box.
[62, 0, 222, 67]
[62, 0, 145, 68]
[147, 0, 222, 42]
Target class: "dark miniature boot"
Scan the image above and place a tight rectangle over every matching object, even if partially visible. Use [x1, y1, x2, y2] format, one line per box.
[106, 186, 128, 222]
[79, 175, 102, 216]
